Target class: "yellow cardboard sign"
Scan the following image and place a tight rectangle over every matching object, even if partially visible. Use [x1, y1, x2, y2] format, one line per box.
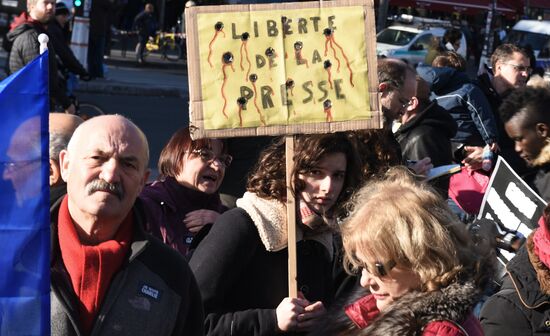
[186, 0, 381, 139]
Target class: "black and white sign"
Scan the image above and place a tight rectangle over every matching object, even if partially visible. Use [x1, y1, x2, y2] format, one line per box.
[478, 156, 547, 262]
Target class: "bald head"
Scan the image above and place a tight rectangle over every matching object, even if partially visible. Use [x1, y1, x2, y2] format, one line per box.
[49, 113, 83, 162]
[68, 115, 149, 169]
[377, 58, 416, 89]
[50, 113, 83, 134]
[60, 115, 150, 238]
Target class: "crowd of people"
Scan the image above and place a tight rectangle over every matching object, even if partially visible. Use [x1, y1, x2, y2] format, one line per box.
[3, 0, 179, 115]
[3, 0, 550, 334]
[28, 41, 550, 335]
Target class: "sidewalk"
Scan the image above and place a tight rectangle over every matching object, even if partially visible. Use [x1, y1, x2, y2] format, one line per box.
[0, 48, 189, 98]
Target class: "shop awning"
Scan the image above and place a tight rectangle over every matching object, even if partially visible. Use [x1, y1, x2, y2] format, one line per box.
[389, 0, 517, 17]
[528, 0, 550, 10]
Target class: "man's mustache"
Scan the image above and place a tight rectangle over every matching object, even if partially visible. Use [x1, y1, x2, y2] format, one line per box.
[86, 179, 124, 200]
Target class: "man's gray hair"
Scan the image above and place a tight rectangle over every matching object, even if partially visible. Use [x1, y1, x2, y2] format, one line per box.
[49, 132, 71, 162]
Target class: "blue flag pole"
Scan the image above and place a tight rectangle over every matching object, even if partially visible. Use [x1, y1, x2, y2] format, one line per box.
[0, 35, 50, 335]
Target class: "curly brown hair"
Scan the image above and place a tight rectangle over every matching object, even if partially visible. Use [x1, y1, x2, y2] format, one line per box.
[350, 129, 402, 181]
[246, 132, 361, 214]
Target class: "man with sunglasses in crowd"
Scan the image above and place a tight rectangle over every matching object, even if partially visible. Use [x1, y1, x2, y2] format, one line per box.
[394, 76, 456, 199]
[377, 58, 433, 177]
[470, 44, 532, 175]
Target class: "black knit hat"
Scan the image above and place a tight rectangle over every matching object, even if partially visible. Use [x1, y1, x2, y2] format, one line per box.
[55, 2, 70, 16]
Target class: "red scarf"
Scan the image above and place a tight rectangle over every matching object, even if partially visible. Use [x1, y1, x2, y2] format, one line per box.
[58, 196, 133, 335]
[534, 215, 550, 270]
[344, 294, 380, 329]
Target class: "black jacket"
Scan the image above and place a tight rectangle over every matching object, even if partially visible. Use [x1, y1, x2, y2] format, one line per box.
[50, 197, 204, 336]
[395, 101, 457, 198]
[522, 164, 550, 203]
[89, 0, 111, 36]
[49, 184, 66, 207]
[7, 21, 70, 109]
[189, 204, 335, 336]
[480, 234, 550, 335]
[133, 11, 156, 37]
[46, 20, 88, 77]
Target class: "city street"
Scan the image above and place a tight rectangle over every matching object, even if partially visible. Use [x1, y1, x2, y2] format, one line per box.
[75, 49, 190, 179]
[1, 47, 190, 179]
[76, 92, 188, 179]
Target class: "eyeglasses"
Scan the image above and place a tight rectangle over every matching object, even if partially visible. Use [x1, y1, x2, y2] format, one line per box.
[363, 259, 397, 278]
[190, 148, 232, 168]
[1, 159, 40, 171]
[503, 63, 532, 75]
[381, 81, 413, 112]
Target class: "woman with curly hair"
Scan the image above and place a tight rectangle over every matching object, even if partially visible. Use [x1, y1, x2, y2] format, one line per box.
[189, 133, 361, 335]
[315, 167, 492, 335]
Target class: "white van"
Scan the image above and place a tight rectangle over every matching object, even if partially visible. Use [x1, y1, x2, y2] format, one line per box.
[376, 15, 467, 66]
[504, 20, 550, 78]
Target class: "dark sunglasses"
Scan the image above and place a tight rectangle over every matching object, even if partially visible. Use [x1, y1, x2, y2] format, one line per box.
[363, 259, 396, 277]
[191, 148, 233, 168]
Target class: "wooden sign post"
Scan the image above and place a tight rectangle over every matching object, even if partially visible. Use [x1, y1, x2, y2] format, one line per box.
[285, 135, 298, 297]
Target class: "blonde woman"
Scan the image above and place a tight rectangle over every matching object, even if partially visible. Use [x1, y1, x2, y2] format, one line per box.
[316, 168, 493, 335]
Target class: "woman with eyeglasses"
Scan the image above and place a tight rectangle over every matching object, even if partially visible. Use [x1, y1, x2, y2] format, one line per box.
[314, 167, 493, 336]
[139, 127, 231, 257]
[189, 133, 362, 335]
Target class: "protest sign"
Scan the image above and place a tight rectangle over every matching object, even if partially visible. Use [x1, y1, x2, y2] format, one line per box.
[478, 156, 547, 261]
[185, 0, 380, 139]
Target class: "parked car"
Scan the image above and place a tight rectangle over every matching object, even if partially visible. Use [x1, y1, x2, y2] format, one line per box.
[504, 19, 550, 79]
[376, 15, 467, 67]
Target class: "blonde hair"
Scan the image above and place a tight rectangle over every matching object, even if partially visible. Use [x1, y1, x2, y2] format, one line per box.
[342, 167, 478, 292]
[527, 75, 550, 90]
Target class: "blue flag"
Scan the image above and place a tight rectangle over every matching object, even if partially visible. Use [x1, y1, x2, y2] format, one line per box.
[0, 51, 50, 334]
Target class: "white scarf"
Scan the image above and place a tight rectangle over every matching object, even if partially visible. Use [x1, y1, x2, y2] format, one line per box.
[236, 192, 333, 258]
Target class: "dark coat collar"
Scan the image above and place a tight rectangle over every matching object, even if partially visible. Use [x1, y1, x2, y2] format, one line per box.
[50, 184, 67, 207]
[395, 100, 457, 139]
[506, 233, 550, 308]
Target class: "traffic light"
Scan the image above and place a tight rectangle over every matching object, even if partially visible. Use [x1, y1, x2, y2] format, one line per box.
[74, 0, 82, 7]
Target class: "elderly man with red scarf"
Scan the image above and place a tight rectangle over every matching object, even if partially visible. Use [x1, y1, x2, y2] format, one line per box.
[50, 115, 203, 335]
